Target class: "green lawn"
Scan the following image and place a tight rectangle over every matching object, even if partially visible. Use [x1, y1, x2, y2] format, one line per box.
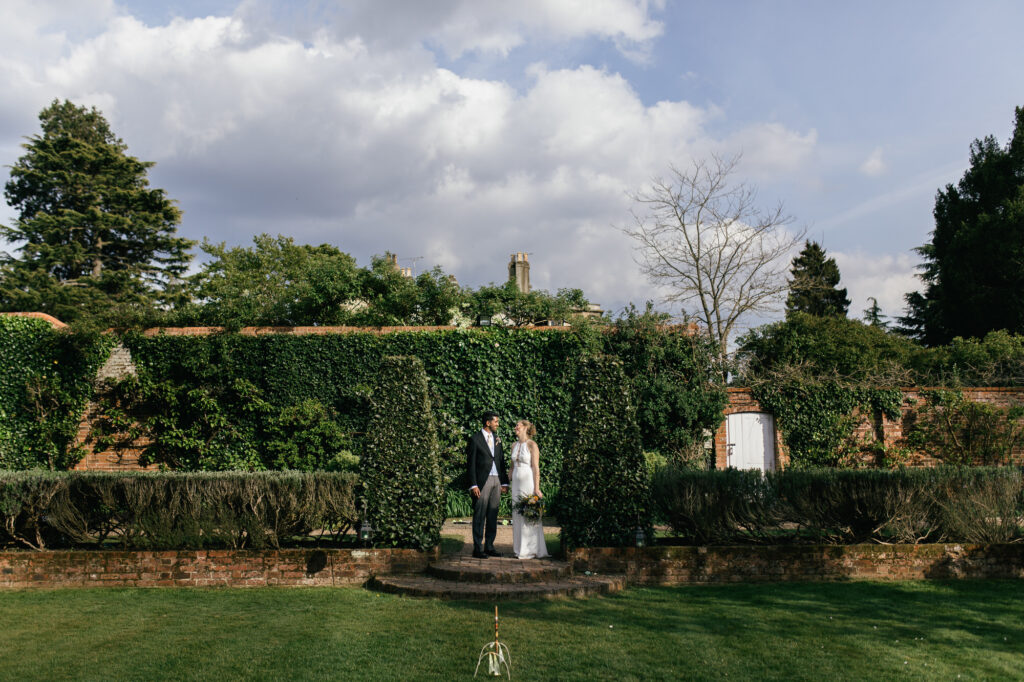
[1, 581, 1022, 681]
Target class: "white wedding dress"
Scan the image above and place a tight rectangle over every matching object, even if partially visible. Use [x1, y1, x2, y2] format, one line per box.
[510, 441, 549, 560]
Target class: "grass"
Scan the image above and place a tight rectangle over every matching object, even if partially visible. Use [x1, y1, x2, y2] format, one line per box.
[2, 580, 1023, 680]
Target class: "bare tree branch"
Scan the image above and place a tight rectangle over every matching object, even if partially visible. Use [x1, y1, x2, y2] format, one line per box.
[622, 154, 805, 360]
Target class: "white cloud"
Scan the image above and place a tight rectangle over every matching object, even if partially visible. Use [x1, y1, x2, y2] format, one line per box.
[833, 250, 919, 320]
[859, 146, 886, 177]
[724, 122, 819, 180]
[0, 1, 816, 318]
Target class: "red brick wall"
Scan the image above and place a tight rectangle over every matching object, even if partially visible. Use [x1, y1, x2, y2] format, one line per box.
[712, 388, 789, 469]
[716, 387, 1024, 469]
[570, 543, 1024, 584]
[0, 547, 436, 589]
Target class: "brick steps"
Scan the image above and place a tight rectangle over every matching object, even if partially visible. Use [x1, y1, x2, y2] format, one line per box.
[368, 555, 626, 601]
[427, 556, 572, 583]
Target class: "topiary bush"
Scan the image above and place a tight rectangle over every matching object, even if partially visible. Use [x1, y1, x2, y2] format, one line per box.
[559, 355, 651, 548]
[360, 356, 444, 550]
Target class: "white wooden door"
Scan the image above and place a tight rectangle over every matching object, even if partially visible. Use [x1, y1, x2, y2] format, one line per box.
[726, 412, 776, 471]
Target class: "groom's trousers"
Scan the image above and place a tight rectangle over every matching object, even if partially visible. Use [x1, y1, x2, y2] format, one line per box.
[472, 475, 501, 553]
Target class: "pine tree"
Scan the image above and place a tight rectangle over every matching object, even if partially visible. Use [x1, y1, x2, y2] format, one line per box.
[785, 241, 850, 318]
[900, 106, 1024, 344]
[862, 297, 888, 329]
[1, 100, 193, 324]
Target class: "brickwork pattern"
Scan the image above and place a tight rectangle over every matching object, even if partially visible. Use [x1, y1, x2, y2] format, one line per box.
[715, 387, 1024, 469]
[569, 543, 1024, 584]
[0, 547, 436, 589]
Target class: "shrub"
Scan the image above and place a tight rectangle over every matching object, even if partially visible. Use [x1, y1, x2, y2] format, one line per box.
[652, 466, 774, 544]
[928, 467, 1024, 544]
[559, 355, 651, 548]
[903, 390, 1024, 466]
[646, 467, 1024, 545]
[0, 470, 359, 550]
[361, 356, 444, 550]
[771, 468, 908, 543]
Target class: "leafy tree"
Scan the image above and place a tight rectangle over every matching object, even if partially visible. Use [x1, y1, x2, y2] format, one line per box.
[410, 266, 467, 325]
[1, 100, 193, 324]
[901, 106, 1024, 344]
[187, 234, 361, 327]
[785, 241, 849, 318]
[737, 312, 919, 383]
[351, 256, 466, 326]
[468, 281, 589, 327]
[605, 303, 727, 463]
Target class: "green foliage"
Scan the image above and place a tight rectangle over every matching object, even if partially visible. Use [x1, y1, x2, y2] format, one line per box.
[0, 470, 359, 550]
[468, 281, 587, 327]
[903, 390, 1024, 466]
[786, 241, 850, 318]
[752, 379, 903, 467]
[606, 304, 727, 460]
[92, 326, 724, 487]
[361, 356, 444, 550]
[738, 312, 918, 382]
[185, 235, 361, 327]
[0, 316, 113, 469]
[650, 466, 1024, 545]
[559, 355, 651, 548]
[0, 99, 193, 325]
[652, 466, 773, 543]
[902, 106, 1024, 344]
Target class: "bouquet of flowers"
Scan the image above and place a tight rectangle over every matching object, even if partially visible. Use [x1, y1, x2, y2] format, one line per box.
[514, 494, 545, 522]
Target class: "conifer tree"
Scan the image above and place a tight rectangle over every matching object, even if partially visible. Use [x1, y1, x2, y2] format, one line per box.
[900, 106, 1024, 344]
[785, 240, 849, 318]
[1, 100, 193, 324]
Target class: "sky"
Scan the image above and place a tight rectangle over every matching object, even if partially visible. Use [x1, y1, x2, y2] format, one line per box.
[1, 0, 1023, 328]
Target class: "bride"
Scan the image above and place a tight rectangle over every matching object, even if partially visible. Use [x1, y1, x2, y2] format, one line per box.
[510, 420, 549, 560]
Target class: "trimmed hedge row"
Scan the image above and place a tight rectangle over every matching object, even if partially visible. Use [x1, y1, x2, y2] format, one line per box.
[93, 325, 724, 486]
[652, 466, 1024, 545]
[0, 316, 113, 469]
[0, 471, 359, 550]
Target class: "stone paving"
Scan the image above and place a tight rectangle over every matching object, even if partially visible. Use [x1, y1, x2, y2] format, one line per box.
[367, 519, 627, 601]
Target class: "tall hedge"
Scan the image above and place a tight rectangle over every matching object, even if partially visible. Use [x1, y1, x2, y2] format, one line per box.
[361, 356, 444, 549]
[559, 355, 651, 548]
[0, 316, 113, 469]
[95, 326, 724, 484]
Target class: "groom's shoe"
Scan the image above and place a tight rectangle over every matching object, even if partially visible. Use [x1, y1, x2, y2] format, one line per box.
[472, 550, 489, 559]
[485, 549, 502, 557]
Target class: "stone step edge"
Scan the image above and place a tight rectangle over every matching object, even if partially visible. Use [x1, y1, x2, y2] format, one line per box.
[368, 574, 626, 601]
[427, 563, 572, 584]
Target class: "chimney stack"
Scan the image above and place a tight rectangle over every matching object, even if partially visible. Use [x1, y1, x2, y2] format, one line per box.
[508, 252, 530, 293]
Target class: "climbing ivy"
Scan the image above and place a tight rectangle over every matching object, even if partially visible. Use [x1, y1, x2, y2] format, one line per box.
[751, 379, 903, 467]
[0, 316, 113, 469]
[91, 324, 724, 485]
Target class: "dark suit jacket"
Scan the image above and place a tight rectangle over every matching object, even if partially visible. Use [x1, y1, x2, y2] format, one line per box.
[466, 430, 509, 490]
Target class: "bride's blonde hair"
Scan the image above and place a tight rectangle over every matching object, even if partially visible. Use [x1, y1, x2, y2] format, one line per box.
[517, 420, 537, 438]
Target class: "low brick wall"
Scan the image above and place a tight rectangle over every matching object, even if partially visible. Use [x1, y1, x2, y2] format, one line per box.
[0, 547, 437, 589]
[570, 544, 1024, 584]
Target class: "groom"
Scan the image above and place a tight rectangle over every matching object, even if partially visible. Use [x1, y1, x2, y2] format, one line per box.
[466, 411, 509, 559]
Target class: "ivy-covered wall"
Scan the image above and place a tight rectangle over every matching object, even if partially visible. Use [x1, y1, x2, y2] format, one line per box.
[0, 315, 113, 469]
[87, 323, 725, 486]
